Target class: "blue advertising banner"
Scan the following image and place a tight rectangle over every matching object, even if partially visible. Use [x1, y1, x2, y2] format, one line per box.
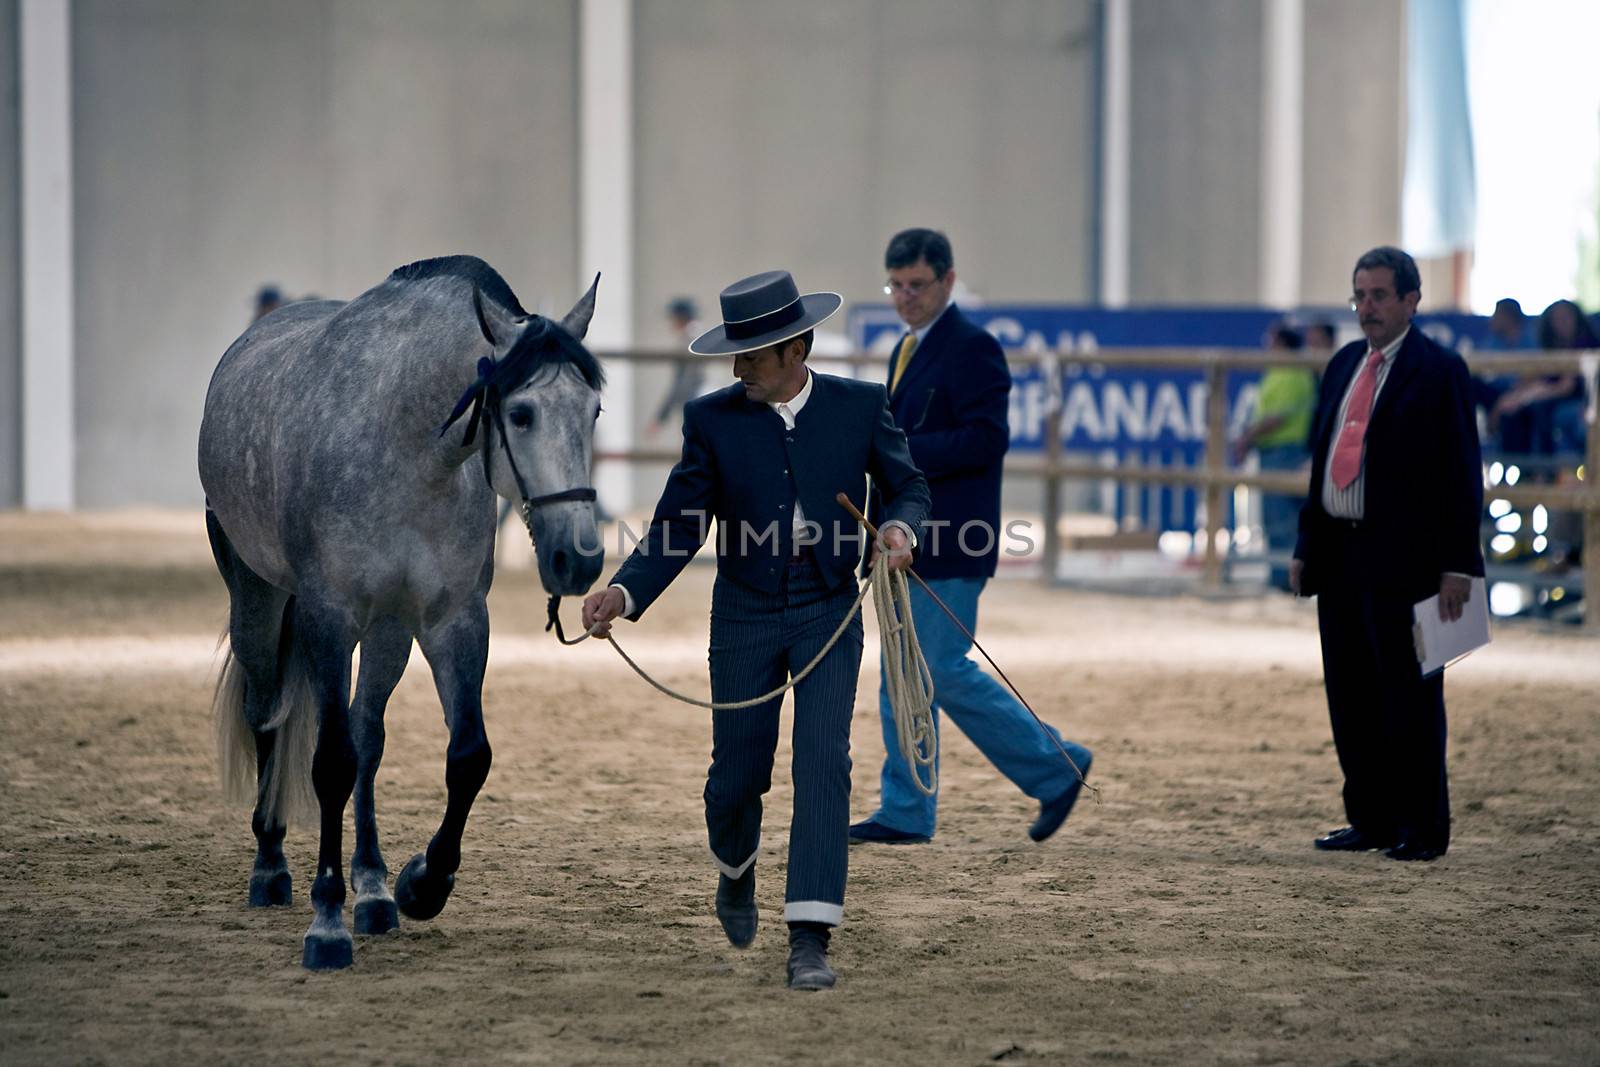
[847, 303, 1492, 531]
[848, 303, 1492, 452]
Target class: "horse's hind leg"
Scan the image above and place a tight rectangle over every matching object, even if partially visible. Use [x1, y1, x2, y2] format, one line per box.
[396, 598, 492, 922]
[207, 511, 296, 907]
[294, 596, 361, 971]
[349, 617, 412, 936]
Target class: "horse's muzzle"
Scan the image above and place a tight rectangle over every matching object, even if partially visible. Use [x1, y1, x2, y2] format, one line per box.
[529, 510, 604, 596]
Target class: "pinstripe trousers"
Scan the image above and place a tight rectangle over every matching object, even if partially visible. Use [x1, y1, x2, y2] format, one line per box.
[705, 551, 863, 927]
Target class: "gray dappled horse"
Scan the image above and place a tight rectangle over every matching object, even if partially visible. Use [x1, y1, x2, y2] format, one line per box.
[199, 256, 605, 970]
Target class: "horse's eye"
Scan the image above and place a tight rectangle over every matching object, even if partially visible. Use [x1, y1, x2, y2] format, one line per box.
[508, 407, 533, 430]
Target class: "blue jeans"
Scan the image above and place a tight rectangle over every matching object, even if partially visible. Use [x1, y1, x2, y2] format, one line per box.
[870, 576, 1090, 838]
[1258, 444, 1308, 590]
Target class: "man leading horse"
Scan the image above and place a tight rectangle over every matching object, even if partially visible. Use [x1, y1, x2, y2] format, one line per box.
[582, 269, 930, 990]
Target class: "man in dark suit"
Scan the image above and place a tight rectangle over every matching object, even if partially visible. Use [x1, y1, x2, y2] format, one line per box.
[1292, 245, 1484, 862]
[582, 269, 930, 990]
[848, 228, 1092, 848]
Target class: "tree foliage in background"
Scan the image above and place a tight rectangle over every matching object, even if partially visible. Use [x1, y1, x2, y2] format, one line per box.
[1579, 143, 1600, 311]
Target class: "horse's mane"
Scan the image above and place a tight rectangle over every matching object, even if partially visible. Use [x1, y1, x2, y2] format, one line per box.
[497, 315, 606, 392]
[392, 254, 605, 391]
[389, 255, 529, 317]
[433, 265, 607, 445]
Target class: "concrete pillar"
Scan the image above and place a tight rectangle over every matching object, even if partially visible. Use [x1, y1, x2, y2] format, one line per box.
[20, 0, 73, 510]
[1260, 0, 1303, 308]
[580, 0, 634, 516]
[1099, 0, 1130, 308]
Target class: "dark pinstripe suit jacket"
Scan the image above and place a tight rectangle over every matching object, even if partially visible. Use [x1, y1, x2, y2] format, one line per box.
[612, 372, 931, 619]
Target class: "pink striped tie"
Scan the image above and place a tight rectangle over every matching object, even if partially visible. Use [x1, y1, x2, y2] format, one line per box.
[1330, 349, 1385, 489]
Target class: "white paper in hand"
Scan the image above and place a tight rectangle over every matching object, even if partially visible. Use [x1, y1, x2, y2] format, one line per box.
[1412, 577, 1490, 676]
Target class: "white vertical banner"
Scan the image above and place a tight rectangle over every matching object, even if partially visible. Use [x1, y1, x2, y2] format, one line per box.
[580, 0, 634, 517]
[1403, 0, 1476, 258]
[1259, 0, 1303, 308]
[20, 0, 75, 510]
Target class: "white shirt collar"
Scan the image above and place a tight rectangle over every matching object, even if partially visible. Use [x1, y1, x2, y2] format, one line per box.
[1372, 326, 1409, 361]
[771, 369, 814, 423]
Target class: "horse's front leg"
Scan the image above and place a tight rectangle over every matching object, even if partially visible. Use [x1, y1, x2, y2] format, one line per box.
[396, 598, 492, 922]
[297, 600, 360, 970]
[349, 617, 413, 936]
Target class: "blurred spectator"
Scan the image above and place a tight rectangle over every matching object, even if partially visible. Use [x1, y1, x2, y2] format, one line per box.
[647, 296, 703, 438]
[1303, 319, 1338, 353]
[1489, 299, 1596, 459]
[253, 284, 286, 322]
[1232, 322, 1317, 591]
[1485, 297, 1535, 349]
[1537, 299, 1596, 456]
[1303, 319, 1337, 396]
[1472, 297, 1535, 424]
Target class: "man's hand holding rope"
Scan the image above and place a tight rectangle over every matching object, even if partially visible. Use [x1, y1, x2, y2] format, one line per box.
[581, 586, 627, 638]
[869, 523, 914, 573]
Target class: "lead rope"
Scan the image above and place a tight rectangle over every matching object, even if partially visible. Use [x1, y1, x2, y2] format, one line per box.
[544, 494, 1095, 801]
[546, 557, 940, 795]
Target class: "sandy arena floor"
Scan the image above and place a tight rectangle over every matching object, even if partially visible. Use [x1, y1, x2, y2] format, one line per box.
[1, 511, 1597, 1066]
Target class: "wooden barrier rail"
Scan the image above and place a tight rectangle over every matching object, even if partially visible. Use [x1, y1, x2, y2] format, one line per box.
[595, 347, 1599, 628]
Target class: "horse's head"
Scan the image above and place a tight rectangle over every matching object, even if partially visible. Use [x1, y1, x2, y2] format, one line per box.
[445, 277, 606, 596]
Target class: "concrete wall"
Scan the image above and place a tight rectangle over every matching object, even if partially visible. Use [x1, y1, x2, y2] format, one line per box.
[0, 0, 18, 508]
[1127, 0, 1263, 305]
[633, 0, 1096, 352]
[11, 0, 1422, 509]
[630, 0, 1096, 510]
[1300, 0, 1405, 304]
[70, 0, 578, 506]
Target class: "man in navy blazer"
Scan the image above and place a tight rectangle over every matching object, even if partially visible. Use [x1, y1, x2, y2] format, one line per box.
[583, 269, 930, 990]
[850, 229, 1092, 848]
[1293, 245, 1484, 862]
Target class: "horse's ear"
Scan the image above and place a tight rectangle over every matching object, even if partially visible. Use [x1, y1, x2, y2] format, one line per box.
[559, 273, 601, 341]
[472, 285, 499, 348]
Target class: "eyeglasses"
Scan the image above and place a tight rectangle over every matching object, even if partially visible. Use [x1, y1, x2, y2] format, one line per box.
[1349, 288, 1396, 311]
[883, 277, 942, 298]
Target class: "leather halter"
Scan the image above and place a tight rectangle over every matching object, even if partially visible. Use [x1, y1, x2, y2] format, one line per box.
[481, 391, 597, 530]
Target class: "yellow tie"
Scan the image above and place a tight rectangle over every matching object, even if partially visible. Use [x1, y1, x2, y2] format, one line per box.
[889, 333, 918, 395]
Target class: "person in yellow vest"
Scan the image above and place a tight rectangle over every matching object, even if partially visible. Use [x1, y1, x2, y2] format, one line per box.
[1232, 322, 1318, 590]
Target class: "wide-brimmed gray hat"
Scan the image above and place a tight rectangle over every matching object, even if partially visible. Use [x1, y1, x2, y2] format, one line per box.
[687, 270, 842, 356]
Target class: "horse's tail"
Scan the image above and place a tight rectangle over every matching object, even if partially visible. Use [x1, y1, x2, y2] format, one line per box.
[214, 599, 319, 826]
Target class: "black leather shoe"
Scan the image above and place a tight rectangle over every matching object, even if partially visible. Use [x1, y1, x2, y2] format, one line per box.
[714, 870, 757, 949]
[1029, 752, 1093, 843]
[1385, 841, 1445, 862]
[847, 818, 930, 845]
[1313, 826, 1397, 852]
[786, 934, 836, 991]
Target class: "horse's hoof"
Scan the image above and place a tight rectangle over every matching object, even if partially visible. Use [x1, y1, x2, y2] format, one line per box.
[248, 870, 292, 907]
[302, 928, 354, 970]
[394, 853, 455, 921]
[354, 897, 399, 936]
